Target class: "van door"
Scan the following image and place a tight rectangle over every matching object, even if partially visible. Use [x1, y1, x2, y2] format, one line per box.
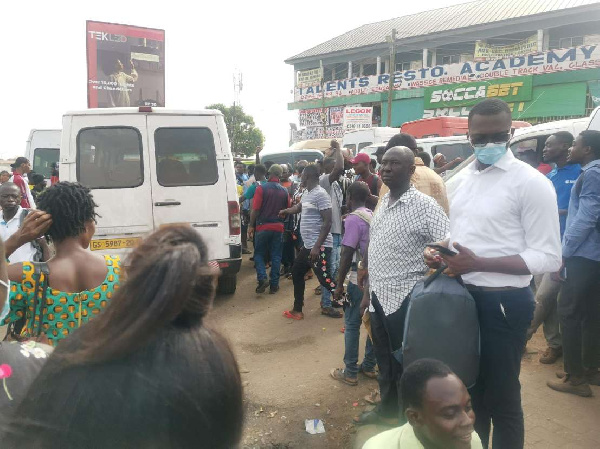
[71, 114, 154, 253]
[146, 114, 230, 260]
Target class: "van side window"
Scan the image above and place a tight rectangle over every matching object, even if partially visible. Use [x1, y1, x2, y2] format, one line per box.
[431, 143, 473, 161]
[33, 148, 59, 179]
[77, 127, 143, 189]
[358, 142, 373, 150]
[155, 128, 218, 187]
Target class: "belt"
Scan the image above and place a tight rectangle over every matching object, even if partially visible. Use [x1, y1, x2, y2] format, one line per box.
[465, 284, 521, 292]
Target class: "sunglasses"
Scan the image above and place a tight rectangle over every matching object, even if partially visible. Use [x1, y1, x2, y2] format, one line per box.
[469, 132, 512, 147]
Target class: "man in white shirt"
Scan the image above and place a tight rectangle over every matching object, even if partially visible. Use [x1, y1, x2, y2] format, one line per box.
[356, 147, 449, 426]
[426, 99, 561, 449]
[0, 183, 37, 263]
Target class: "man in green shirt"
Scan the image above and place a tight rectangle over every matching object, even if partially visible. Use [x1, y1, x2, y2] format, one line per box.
[363, 359, 482, 449]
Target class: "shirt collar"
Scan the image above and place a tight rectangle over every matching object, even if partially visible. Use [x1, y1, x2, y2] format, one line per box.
[383, 185, 417, 209]
[415, 157, 424, 166]
[2, 206, 22, 224]
[582, 159, 600, 171]
[467, 149, 514, 174]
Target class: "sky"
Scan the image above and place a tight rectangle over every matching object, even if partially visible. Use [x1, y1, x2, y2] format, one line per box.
[0, 0, 469, 159]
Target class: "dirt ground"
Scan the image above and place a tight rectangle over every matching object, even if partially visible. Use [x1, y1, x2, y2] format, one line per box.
[211, 255, 600, 449]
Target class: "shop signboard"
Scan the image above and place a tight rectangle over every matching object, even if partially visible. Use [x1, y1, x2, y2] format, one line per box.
[87, 21, 165, 108]
[295, 45, 600, 103]
[299, 108, 328, 127]
[343, 107, 373, 130]
[424, 76, 533, 109]
[474, 35, 538, 61]
[297, 68, 323, 87]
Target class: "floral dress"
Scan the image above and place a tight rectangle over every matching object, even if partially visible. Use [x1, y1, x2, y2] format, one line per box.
[1, 255, 121, 346]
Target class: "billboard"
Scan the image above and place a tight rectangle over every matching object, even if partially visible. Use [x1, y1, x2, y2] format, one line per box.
[343, 107, 373, 130]
[86, 21, 165, 108]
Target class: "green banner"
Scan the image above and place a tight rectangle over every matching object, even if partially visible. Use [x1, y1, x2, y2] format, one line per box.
[588, 81, 600, 107]
[424, 76, 533, 109]
[513, 82, 587, 119]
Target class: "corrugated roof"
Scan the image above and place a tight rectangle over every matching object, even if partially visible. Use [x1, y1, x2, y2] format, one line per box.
[286, 0, 600, 62]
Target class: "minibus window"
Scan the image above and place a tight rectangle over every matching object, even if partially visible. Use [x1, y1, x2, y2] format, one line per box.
[154, 127, 218, 187]
[77, 127, 143, 189]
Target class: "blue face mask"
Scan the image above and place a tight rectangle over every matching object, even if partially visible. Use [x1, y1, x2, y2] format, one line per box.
[473, 143, 507, 165]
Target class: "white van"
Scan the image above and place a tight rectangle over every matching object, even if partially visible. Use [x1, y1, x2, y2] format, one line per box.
[59, 107, 241, 294]
[416, 136, 472, 163]
[25, 129, 61, 183]
[342, 127, 399, 155]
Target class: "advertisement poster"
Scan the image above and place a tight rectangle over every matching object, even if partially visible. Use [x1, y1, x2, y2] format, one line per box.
[87, 21, 165, 108]
[295, 45, 600, 102]
[299, 108, 328, 127]
[343, 107, 373, 130]
[297, 68, 323, 87]
[474, 35, 538, 61]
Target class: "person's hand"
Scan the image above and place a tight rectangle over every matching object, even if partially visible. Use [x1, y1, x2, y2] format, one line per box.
[424, 246, 443, 269]
[360, 292, 370, 316]
[454, 157, 464, 164]
[334, 284, 344, 301]
[248, 227, 255, 241]
[309, 246, 320, 264]
[441, 243, 479, 276]
[551, 261, 566, 282]
[130, 59, 135, 68]
[17, 210, 52, 245]
[279, 209, 290, 219]
[357, 268, 368, 290]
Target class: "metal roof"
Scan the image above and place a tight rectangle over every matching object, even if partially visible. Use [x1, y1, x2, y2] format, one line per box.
[286, 0, 600, 63]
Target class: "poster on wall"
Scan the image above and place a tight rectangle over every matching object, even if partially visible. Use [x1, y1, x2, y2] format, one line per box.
[87, 21, 165, 108]
[474, 35, 538, 61]
[343, 107, 373, 130]
[299, 108, 328, 127]
[329, 106, 344, 125]
[297, 68, 323, 87]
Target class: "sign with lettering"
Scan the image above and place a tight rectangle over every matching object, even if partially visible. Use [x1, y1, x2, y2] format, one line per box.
[474, 35, 538, 61]
[424, 76, 533, 109]
[297, 68, 323, 87]
[343, 107, 373, 130]
[294, 45, 600, 103]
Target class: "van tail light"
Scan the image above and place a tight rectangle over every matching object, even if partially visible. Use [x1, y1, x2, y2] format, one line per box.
[228, 201, 241, 235]
[138, 106, 153, 113]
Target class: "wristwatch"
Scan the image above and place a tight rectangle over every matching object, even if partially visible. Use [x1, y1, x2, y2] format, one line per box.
[358, 261, 366, 270]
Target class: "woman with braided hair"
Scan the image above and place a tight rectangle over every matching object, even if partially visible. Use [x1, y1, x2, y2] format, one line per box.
[1, 182, 121, 346]
[2, 225, 243, 449]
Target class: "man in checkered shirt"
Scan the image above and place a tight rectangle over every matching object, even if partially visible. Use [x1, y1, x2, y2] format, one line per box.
[356, 146, 449, 426]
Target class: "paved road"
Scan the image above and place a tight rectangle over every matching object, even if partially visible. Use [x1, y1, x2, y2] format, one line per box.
[212, 255, 600, 448]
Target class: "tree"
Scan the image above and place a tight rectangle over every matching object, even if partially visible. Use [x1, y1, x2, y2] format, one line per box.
[206, 103, 265, 156]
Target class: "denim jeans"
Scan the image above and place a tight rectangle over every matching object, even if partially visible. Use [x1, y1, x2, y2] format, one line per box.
[321, 234, 341, 308]
[344, 282, 377, 378]
[469, 287, 534, 449]
[527, 273, 562, 349]
[558, 256, 600, 378]
[254, 230, 283, 287]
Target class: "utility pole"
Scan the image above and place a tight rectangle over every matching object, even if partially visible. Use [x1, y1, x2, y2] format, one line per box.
[386, 29, 397, 127]
[232, 70, 243, 154]
[320, 60, 327, 138]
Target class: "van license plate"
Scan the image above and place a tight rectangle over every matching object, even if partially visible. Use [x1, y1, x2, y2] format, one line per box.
[90, 238, 141, 251]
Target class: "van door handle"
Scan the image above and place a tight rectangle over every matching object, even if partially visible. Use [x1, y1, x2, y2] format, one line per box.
[155, 201, 181, 206]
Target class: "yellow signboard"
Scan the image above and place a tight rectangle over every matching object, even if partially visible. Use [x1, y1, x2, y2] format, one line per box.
[474, 35, 538, 60]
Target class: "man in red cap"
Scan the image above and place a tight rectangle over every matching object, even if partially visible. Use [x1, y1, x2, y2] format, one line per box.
[351, 152, 381, 210]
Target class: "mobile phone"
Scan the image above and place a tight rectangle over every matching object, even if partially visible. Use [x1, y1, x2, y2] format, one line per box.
[426, 244, 457, 256]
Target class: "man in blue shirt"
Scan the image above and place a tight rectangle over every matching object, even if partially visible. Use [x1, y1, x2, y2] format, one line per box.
[526, 132, 579, 364]
[548, 130, 600, 397]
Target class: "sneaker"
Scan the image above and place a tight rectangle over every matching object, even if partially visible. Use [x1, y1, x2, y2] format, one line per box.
[547, 376, 593, 397]
[330, 368, 357, 386]
[540, 347, 562, 364]
[269, 285, 280, 294]
[255, 279, 269, 293]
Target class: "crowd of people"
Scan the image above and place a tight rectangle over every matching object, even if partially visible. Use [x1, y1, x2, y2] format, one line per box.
[0, 96, 597, 448]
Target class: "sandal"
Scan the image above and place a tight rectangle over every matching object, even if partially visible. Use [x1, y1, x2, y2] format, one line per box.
[321, 307, 342, 318]
[330, 368, 357, 386]
[360, 366, 378, 379]
[283, 310, 304, 320]
[314, 286, 322, 295]
[364, 390, 381, 405]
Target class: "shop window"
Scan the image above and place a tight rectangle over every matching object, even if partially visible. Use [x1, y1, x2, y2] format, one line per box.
[550, 36, 584, 49]
[441, 55, 460, 65]
[363, 63, 377, 76]
[395, 61, 412, 72]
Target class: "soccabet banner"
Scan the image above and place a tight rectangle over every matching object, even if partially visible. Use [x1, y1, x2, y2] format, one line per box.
[87, 21, 165, 108]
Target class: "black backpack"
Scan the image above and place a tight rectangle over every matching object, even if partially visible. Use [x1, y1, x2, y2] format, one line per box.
[401, 268, 480, 388]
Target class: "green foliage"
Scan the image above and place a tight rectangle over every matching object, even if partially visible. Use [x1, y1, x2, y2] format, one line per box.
[207, 103, 265, 156]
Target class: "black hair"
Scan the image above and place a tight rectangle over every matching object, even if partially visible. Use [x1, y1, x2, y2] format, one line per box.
[36, 182, 98, 242]
[348, 181, 370, 204]
[418, 151, 431, 168]
[295, 160, 308, 174]
[370, 159, 377, 170]
[10, 157, 28, 169]
[385, 133, 417, 151]
[401, 359, 454, 413]
[0, 170, 9, 176]
[247, 164, 255, 176]
[234, 161, 245, 168]
[375, 146, 386, 155]
[468, 98, 512, 125]
[579, 130, 600, 158]
[303, 164, 320, 179]
[552, 131, 574, 147]
[254, 164, 267, 177]
[2, 226, 243, 448]
[29, 173, 45, 185]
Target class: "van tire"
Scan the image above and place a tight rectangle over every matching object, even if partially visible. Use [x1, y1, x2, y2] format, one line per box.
[218, 274, 237, 295]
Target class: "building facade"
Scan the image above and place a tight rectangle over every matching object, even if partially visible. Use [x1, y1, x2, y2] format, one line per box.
[285, 0, 600, 141]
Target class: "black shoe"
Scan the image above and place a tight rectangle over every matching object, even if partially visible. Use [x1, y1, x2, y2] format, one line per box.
[269, 285, 280, 294]
[255, 279, 269, 293]
[242, 248, 252, 255]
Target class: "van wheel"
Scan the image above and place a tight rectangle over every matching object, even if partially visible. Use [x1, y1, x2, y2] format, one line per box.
[217, 274, 237, 295]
